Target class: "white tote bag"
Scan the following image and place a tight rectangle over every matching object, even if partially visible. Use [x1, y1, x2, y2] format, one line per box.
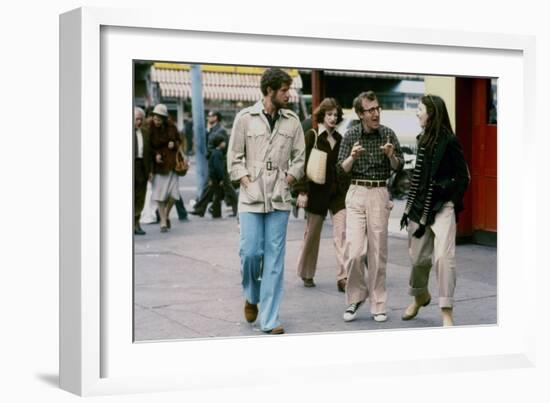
[306, 129, 327, 185]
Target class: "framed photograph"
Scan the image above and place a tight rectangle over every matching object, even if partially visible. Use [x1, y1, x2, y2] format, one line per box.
[131, 60, 498, 342]
[60, 7, 536, 396]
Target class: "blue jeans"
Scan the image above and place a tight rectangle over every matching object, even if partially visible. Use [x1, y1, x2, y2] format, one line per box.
[239, 210, 290, 331]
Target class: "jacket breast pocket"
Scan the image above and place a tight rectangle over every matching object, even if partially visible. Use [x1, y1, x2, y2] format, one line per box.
[245, 130, 267, 163]
[246, 129, 268, 141]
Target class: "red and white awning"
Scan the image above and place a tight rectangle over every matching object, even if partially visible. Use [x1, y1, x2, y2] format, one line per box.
[151, 66, 302, 103]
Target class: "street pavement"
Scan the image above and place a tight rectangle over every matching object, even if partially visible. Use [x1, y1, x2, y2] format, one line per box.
[134, 160, 497, 341]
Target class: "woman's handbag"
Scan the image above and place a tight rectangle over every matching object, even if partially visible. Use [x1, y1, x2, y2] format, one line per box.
[306, 129, 327, 185]
[175, 150, 189, 176]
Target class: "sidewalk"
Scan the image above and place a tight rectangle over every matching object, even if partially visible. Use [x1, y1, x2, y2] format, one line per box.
[134, 197, 497, 341]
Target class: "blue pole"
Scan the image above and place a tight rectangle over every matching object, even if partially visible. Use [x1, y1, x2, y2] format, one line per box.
[190, 64, 207, 199]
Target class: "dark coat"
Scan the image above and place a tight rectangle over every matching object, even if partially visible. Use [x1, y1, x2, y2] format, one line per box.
[293, 128, 348, 217]
[147, 119, 181, 175]
[207, 123, 229, 157]
[134, 126, 151, 176]
[426, 131, 470, 221]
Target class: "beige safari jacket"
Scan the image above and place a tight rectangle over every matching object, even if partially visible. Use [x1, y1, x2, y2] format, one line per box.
[227, 100, 305, 213]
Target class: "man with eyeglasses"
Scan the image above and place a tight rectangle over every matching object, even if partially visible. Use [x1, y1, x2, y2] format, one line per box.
[337, 90, 404, 323]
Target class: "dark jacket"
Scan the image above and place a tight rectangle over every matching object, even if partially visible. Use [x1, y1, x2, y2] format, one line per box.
[293, 127, 348, 216]
[147, 119, 181, 175]
[134, 126, 151, 176]
[427, 131, 470, 222]
[207, 123, 228, 157]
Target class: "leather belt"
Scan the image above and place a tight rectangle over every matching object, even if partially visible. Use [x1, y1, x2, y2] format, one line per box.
[251, 161, 279, 171]
[351, 179, 387, 188]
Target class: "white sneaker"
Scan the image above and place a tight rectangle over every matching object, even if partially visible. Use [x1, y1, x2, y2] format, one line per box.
[343, 301, 363, 322]
[373, 313, 387, 322]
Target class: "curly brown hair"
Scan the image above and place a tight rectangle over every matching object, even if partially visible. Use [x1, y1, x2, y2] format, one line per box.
[313, 97, 343, 125]
[260, 68, 292, 96]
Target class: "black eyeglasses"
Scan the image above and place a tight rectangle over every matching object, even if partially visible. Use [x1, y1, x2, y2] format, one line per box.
[363, 106, 381, 115]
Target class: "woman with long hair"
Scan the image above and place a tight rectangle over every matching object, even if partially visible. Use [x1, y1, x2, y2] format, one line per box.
[294, 97, 349, 292]
[400, 94, 470, 326]
[148, 104, 181, 233]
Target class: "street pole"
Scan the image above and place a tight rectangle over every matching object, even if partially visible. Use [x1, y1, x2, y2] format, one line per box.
[191, 64, 207, 198]
[311, 70, 325, 130]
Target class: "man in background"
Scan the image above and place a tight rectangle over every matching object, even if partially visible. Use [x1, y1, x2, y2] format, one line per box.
[134, 107, 150, 235]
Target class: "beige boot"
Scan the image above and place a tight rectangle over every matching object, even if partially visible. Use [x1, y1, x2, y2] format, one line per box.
[402, 292, 431, 320]
[441, 308, 454, 326]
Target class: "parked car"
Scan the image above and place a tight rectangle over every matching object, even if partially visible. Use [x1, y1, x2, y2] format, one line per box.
[390, 145, 416, 199]
[401, 145, 416, 170]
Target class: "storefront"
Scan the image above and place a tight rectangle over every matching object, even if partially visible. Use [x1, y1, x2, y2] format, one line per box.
[456, 78, 498, 245]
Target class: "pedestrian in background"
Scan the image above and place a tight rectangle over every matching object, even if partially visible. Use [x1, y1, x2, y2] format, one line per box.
[134, 107, 150, 235]
[173, 127, 189, 222]
[208, 110, 238, 217]
[190, 132, 229, 218]
[400, 94, 470, 327]
[183, 112, 194, 156]
[227, 67, 305, 335]
[191, 110, 237, 217]
[206, 110, 227, 156]
[206, 135, 228, 218]
[337, 91, 404, 323]
[294, 97, 349, 292]
[148, 104, 181, 233]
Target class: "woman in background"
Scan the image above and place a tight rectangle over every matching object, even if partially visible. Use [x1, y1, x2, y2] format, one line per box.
[148, 104, 181, 233]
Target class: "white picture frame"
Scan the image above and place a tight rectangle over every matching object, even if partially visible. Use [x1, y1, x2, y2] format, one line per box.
[60, 6, 537, 396]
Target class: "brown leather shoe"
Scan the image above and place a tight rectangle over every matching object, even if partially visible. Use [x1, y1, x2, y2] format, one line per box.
[337, 278, 347, 292]
[264, 326, 285, 335]
[302, 278, 315, 288]
[244, 301, 258, 323]
[402, 293, 431, 320]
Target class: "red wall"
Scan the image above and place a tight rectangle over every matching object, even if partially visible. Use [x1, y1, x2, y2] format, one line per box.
[455, 78, 497, 237]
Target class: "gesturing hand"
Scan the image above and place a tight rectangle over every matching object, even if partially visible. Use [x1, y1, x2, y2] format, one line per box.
[380, 143, 394, 157]
[380, 136, 394, 157]
[350, 142, 366, 160]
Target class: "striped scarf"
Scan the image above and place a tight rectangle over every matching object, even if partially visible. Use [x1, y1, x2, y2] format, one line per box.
[404, 146, 433, 226]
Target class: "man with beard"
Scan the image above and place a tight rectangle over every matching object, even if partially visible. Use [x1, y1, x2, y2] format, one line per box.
[227, 68, 305, 334]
